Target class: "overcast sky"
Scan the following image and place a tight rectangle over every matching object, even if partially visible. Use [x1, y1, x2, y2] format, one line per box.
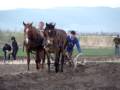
[0, 0, 120, 10]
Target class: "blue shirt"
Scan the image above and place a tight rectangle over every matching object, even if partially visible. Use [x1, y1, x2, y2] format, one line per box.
[66, 36, 81, 53]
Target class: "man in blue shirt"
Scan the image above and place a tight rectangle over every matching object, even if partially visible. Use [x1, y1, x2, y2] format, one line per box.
[66, 31, 81, 66]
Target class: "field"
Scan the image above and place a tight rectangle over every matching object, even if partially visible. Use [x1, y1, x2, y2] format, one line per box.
[0, 47, 115, 60]
[73, 47, 115, 56]
[0, 31, 116, 59]
[0, 46, 119, 90]
[0, 60, 120, 90]
[0, 31, 119, 90]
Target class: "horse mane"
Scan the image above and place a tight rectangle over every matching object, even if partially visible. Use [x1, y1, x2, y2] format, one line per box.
[31, 26, 43, 38]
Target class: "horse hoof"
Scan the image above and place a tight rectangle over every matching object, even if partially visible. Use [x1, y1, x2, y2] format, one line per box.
[48, 70, 51, 73]
[69, 63, 72, 67]
[41, 66, 44, 69]
[36, 67, 40, 70]
[61, 70, 63, 72]
[55, 69, 59, 73]
[56, 71, 58, 73]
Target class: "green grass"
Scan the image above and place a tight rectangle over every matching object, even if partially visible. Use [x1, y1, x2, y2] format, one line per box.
[17, 49, 26, 57]
[0, 48, 115, 58]
[73, 47, 115, 56]
[0, 48, 26, 57]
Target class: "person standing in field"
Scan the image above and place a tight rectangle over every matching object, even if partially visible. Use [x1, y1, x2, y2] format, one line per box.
[38, 21, 45, 38]
[39, 21, 44, 30]
[113, 34, 120, 56]
[2, 43, 12, 61]
[11, 36, 19, 60]
[66, 30, 82, 66]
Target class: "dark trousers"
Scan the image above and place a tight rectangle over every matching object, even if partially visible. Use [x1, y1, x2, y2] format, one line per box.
[67, 51, 73, 60]
[3, 51, 7, 60]
[12, 49, 18, 60]
[3, 51, 11, 60]
[65, 51, 73, 66]
[115, 45, 120, 56]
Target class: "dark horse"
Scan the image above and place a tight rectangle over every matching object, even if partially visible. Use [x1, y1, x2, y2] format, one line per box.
[23, 22, 45, 70]
[44, 23, 67, 73]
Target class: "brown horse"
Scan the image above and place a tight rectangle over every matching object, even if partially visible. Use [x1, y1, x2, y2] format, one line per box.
[44, 23, 67, 73]
[23, 22, 45, 70]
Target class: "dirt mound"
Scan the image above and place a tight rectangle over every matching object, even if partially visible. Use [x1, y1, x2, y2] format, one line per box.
[0, 63, 120, 90]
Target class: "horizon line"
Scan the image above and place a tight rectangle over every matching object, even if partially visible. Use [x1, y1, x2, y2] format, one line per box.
[0, 6, 120, 11]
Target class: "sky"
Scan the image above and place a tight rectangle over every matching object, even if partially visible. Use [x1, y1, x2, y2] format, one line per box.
[0, 0, 120, 10]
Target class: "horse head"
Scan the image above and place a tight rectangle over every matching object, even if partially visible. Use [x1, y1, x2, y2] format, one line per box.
[23, 22, 34, 44]
[44, 23, 56, 46]
[45, 22, 56, 30]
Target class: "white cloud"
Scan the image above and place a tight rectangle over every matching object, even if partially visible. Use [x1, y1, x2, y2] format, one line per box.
[0, 0, 120, 10]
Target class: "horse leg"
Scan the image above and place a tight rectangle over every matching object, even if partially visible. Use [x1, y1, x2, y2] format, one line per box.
[27, 51, 30, 71]
[39, 55, 42, 70]
[61, 53, 65, 72]
[47, 53, 51, 72]
[55, 52, 60, 73]
[41, 50, 45, 69]
[35, 50, 40, 70]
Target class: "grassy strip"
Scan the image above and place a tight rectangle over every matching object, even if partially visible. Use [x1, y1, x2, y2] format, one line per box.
[0, 48, 115, 58]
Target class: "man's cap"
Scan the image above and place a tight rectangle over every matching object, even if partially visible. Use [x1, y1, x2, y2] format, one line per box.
[11, 36, 15, 40]
[70, 30, 76, 35]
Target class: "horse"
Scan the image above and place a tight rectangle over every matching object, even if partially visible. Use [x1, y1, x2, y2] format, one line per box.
[44, 23, 67, 73]
[23, 22, 45, 70]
